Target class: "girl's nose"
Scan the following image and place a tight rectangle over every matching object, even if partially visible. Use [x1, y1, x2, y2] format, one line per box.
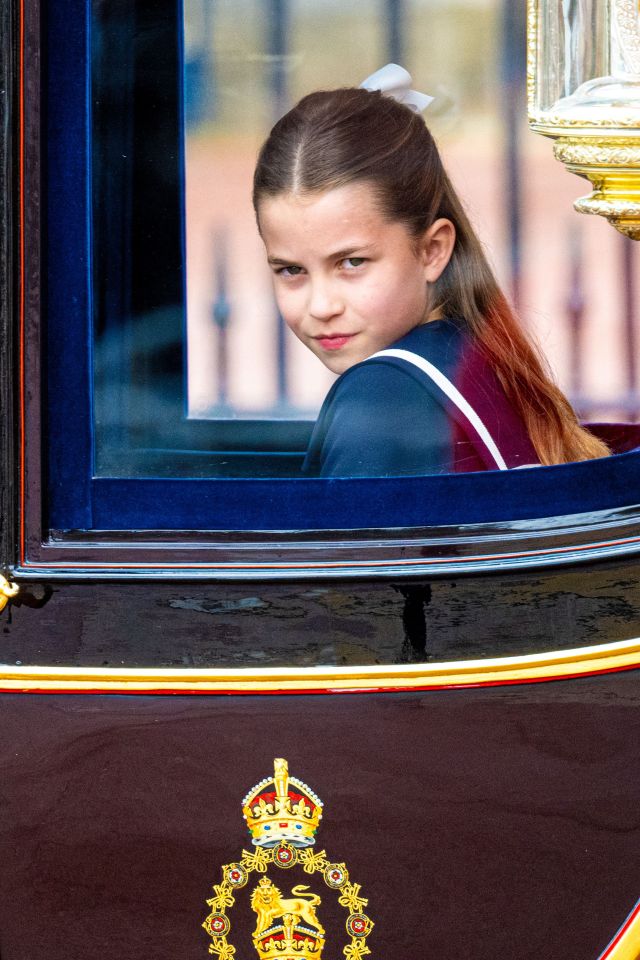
[308, 280, 343, 320]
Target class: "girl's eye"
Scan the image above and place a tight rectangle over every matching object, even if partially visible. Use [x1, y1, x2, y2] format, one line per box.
[276, 264, 304, 277]
[342, 257, 366, 270]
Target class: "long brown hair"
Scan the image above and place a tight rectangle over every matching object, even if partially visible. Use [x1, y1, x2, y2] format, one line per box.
[253, 87, 609, 464]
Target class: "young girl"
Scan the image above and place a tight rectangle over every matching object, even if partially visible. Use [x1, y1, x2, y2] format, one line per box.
[252, 66, 610, 478]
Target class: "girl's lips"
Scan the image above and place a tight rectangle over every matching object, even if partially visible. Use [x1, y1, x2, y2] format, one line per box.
[317, 334, 354, 351]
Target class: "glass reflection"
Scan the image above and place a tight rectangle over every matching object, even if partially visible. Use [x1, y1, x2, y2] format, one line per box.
[91, 0, 640, 481]
[182, 0, 500, 421]
[535, 0, 640, 118]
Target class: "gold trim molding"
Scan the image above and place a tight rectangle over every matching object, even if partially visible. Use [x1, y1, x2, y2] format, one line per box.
[599, 899, 640, 960]
[554, 140, 640, 167]
[529, 111, 640, 131]
[0, 638, 639, 694]
[0, 574, 19, 613]
[553, 137, 640, 239]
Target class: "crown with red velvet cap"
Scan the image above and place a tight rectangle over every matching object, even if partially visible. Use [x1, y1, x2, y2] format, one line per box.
[242, 759, 323, 849]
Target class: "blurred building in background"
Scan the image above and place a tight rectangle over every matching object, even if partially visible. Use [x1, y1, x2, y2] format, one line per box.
[182, 0, 639, 423]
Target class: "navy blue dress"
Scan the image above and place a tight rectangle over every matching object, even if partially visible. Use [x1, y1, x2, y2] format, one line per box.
[302, 319, 539, 478]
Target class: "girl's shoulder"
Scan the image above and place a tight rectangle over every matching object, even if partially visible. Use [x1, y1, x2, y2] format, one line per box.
[331, 317, 468, 398]
[385, 317, 467, 369]
[311, 321, 463, 444]
[326, 347, 443, 407]
[303, 327, 455, 478]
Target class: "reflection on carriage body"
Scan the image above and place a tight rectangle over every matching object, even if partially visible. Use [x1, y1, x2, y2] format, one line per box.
[3, 2, 640, 959]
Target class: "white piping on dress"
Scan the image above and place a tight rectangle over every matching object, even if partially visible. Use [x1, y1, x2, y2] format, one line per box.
[368, 348, 509, 471]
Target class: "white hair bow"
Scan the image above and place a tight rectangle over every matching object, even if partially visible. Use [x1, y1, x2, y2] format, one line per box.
[359, 63, 434, 113]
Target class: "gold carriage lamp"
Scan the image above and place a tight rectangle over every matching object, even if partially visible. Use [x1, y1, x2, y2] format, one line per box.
[528, 0, 640, 238]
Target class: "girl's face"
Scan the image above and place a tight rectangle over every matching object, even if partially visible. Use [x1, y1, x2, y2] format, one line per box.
[258, 182, 454, 374]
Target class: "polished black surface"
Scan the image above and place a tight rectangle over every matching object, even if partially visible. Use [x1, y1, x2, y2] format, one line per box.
[3, 5, 640, 960]
[0, 675, 639, 960]
[2, 556, 640, 668]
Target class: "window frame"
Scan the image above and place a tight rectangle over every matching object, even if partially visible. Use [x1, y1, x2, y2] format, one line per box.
[8, 0, 640, 581]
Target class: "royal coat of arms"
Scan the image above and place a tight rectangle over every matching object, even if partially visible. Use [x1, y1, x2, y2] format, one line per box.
[203, 758, 374, 960]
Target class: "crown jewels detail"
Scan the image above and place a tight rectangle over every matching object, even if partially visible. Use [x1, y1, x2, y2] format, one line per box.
[242, 758, 323, 849]
[203, 759, 374, 960]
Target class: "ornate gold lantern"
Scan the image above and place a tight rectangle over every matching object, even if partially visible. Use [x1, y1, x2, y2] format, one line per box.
[528, 0, 640, 238]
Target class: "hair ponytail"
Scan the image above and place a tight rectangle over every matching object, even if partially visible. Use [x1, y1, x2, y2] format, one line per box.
[431, 171, 609, 463]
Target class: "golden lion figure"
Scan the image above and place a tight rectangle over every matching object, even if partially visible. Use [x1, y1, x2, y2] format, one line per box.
[251, 877, 325, 936]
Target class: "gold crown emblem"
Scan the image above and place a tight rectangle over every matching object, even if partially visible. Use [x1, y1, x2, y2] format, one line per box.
[242, 758, 323, 848]
[251, 878, 325, 960]
[253, 917, 324, 960]
[204, 758, 374, 960]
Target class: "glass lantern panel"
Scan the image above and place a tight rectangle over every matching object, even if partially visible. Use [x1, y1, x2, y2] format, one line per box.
[533, 0, 640, 122]
[534, 0, 614, 115]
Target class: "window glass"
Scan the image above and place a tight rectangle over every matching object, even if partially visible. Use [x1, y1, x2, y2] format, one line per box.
[180, 0, 502, 426]
[90, 0, 639, 486]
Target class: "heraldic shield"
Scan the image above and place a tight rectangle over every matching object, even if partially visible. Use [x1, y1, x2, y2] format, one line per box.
[203, 759, 374, 960]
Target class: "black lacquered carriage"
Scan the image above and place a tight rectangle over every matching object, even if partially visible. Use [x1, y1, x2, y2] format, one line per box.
[2, 2, 640, 958]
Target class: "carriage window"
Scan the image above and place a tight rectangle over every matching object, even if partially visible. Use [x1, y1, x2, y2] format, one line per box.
[90, 0, 523, 482]
[43, 0, 640, 532]
[90, 0, 638, 481]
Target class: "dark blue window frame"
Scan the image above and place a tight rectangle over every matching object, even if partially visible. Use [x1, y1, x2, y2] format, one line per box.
[44, 0, 640, 533]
